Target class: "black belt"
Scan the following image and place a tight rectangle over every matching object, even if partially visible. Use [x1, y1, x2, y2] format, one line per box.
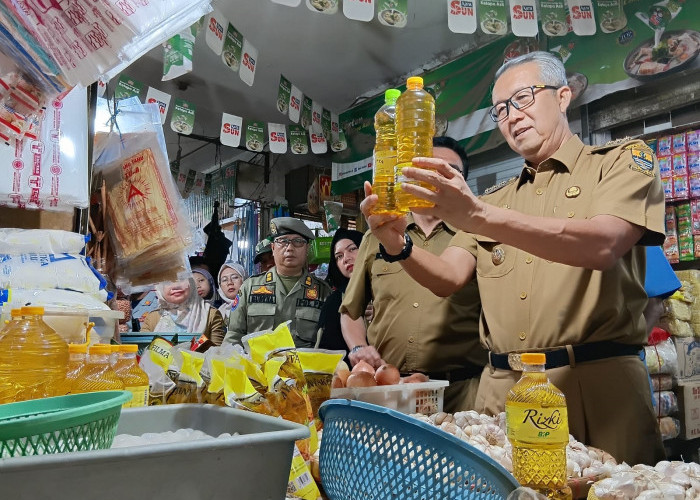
[402, 362, 484, 383]
[488, 341, 643, 371]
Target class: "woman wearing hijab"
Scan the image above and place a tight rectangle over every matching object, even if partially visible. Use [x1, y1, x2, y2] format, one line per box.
[192, 266, 219, 307]
[316, 228, 364, 359]
[217, 261, 248, 323]
[141, 276, 226, 349]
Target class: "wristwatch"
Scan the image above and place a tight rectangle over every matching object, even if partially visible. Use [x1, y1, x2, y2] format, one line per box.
[379, 232, 413, 262]
[350, 345, 367, 354]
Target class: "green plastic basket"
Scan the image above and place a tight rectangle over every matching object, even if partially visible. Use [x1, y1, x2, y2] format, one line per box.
[0, 391, 131, 459]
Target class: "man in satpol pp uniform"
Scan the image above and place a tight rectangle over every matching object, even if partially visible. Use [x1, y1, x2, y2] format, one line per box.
[253, 236, 274, 272]
[224, 217, 331, 348]
[361, 51, 665, 465]
[340, 137, 486, 413]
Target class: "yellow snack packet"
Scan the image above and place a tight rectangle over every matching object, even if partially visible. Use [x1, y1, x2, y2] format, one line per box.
[166, 350, 204, 404]
[287, 443, 322, 500]
[238, 354, 268, 394]
[203, 358, 226, 406]
[244, 322, 295, 364]
[297, 349, 345, 429]
[224, 361, 277, 416]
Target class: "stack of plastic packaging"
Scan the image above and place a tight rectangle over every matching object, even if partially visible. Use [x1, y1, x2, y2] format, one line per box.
[660, 287, 694, 338]
[93, 98, 194, 291]
[675, 270, 700, 332]
[645, 328, 682, 441]
[0, 0, 212, 143]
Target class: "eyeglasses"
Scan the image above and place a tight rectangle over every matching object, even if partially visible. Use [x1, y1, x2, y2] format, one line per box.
[335, 244, 359, 261]
[488, 85, 560, 122]
[220, 275, 243, 284]
[273, 237, 307, 248]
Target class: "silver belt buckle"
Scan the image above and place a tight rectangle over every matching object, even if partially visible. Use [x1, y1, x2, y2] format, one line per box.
[507, 353, 524, 371]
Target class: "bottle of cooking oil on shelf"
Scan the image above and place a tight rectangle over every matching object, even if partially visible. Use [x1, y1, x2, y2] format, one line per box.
[73, 344, 125, 394]
[505, 353, 572, 499]
[0, 306, 69, 404]
[395, 76, 435, 212]
[65, 343, 88, 394]
[371, 88, 401, 215]
[113, 344, 149, 407]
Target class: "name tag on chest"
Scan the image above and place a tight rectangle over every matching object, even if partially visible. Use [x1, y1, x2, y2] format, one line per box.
[249, 294, 276, 304]
[296, 298, 323, 309]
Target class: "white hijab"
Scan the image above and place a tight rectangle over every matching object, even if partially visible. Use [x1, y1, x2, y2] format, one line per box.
[154, 277, 210, 334]
[217, 261, 248, 319]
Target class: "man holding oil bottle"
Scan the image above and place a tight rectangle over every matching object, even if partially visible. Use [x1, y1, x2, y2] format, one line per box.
[361, 51, 665, 466]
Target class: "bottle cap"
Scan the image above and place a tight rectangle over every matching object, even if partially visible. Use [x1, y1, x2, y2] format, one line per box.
[521, 352, 546, 365]
[120, 344, 139, 353]
[20, 306, 44, 315]
[385, 89, 401, 105]
[406, 76, 424, 89]
[69, 343, 88, 354]
[10, 308, 22, 318]
[89, 344, 112, 354]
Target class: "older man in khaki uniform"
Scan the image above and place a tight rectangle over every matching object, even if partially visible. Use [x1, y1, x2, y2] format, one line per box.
[224, 217, 331, 348]
[340, 138, 486, 413]
[360, 52, 665, 465]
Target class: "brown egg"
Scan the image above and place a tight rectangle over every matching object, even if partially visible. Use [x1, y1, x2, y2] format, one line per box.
[401, 372, 429, 384]
[346, 371, 378, 388]
[351, 360, 376, 375]
[374, 364, 400, 385]
[331, 373, 345, 389]
[336, 368, 351, 386]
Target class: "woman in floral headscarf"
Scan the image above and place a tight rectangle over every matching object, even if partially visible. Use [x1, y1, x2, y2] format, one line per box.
[217, 260, 248, 323]
[141, 276, 226, 350]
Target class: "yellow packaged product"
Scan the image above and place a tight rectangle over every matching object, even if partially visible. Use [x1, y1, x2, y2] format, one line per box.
[243, 321, 296, 365]
[287, 443, 322, 500]
[297, 349, 344, 429]
[139, 336, 177, 405]
[223, 361, 277, 416]
[167, 350, 205, 404]
[660, 318, 694, 337]
[665, 298, 692, 321]
[203, 358, 226, 406]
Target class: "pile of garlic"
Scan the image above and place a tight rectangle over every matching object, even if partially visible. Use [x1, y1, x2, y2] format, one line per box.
[410, 410, 616, 479]
[589, 461, 700, 500]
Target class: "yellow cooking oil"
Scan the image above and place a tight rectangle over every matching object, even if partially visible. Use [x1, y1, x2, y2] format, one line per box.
[73, 344, 125, 393]
[371, 88, 401, 215]
[505, 353, 572, 499]
[395, 76, 435, 212]
[65, 343, 88, 394]
[113, 344, 149, 407]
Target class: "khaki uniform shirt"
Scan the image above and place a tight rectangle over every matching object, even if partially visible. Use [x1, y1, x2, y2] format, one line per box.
[341, 215, 486, 373]
[451, 135, 665, 353]
[224, 267, 332, 348]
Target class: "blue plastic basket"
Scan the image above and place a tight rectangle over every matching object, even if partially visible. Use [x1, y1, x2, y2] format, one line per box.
[319, 400, 519, 500]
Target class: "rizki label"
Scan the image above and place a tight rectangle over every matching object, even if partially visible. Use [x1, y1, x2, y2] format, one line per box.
[506, 405, 569, 442]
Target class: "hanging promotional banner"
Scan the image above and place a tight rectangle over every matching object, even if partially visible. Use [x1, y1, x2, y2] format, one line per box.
[170, 98, 195, 135]
[183, 169, 197, 197]
[310, 131, 328, 154]
[246, 121, 265, 152]
[540, 0, 569, 37]
[239, 39, 259, 86]
[289, 125, 308, 154]
[377, 0, 408, 28]
[176, 165, 188, 193]
[301, 95, 313, 130]
[510, 0, 539, 38]
[332, 130, 348, 152]
[221, 112, 243, 147]
[145, 87, 171, 125]
[344, 0, 374, 22]
[321, 108, 332, 140]
[162, 23, 198, 81]
[306, 0, 338, 14]
[595, 0, 627, 33]
[268, 123, 288, 154]
[331, 157, 373, 195]
[311, 101, 323, 134]
[330, 111, 340, 142]
[206, 8, 227, 55]
[204, 173, 213, 196]
[478, 0, 508, 35]
[447, 0, 478, 34]
[568, 0, 596, 36]
[97, 78, 107, 98]
[115, 75, 143, 100]
[289, 84, 303, 124]
[277, 75, 292, 116]
[222, 23, 244, 72]
[192, 171, 205, 194]
[271, 0, 302, 6]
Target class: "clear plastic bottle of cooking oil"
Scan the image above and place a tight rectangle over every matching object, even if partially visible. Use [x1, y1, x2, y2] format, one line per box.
[0, 306, 69, 404]
[113, 344, 149, 407]
[506, 353, 572, 499]
[65, 343, 88, 394]
[371, 88, 401, 215]
[395, 76, 435, 212]
[73, 344, 125, 394]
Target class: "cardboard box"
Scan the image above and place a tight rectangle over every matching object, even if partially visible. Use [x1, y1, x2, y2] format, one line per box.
[676, 380, 700, 439]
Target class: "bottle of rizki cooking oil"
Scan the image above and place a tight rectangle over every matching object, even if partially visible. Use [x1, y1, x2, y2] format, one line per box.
[505, 353, 572, 499]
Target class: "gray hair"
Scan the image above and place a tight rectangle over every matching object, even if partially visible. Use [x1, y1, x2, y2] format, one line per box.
[494, 51, 568, 87]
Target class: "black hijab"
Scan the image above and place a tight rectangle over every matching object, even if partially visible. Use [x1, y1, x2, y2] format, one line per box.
[326, 228, 364, 290]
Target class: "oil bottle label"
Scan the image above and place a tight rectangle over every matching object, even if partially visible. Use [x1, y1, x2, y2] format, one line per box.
[124, 385, 149, 408]
[506, 405, 569, 442]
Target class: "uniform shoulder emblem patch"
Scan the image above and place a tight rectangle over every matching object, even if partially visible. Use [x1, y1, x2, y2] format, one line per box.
[265, 272, 273, 283]
[483, 176, 518, 196]
[305, 285, 319, 300]
[252, 285, 275, 295]
[304, 276, 312, 286]
[629, 148, 655, 177]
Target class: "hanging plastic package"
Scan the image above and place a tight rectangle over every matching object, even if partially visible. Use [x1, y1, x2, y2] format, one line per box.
[162, 21, 202, 82]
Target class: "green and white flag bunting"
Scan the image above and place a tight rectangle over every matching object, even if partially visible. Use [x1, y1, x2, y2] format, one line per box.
[448, 0, 477, 34]
[183, 168, 197, 196]
[344, 0, 374, 21]
[176, 165, 187, 192]
[170, 98, 195, 135]
[145, 87, 171, 125]
[222, 23, 244, 72]
[377, 0, 408, 27]
[509, 0, 539, 37]
[246, 121, 265, 152]
[540, 0, 569, 37]
[331, 130, 347, 152]
[311, 101, 323, 134]
[221, 112, 243, 147]
[240, 39, 258, 86]
[277, 75, 292, 116]
[115, 75, 143, 100]
[272, 0, 302, 6]
[289, 84, 303, 123]
[330, 111, 340, 142]
[310, 130, 327, 154]
[306, 0, 338, 14]
[478, 0, 508, 35]
[289, 125, 309, 154]
[162, 24, 197, 81]
[301, 95, 313, 130]
[268, 123, 288, 154]
[321, 108, 332, 140]
[206, 8, 227, 54]
[193, 171, 205, 194]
